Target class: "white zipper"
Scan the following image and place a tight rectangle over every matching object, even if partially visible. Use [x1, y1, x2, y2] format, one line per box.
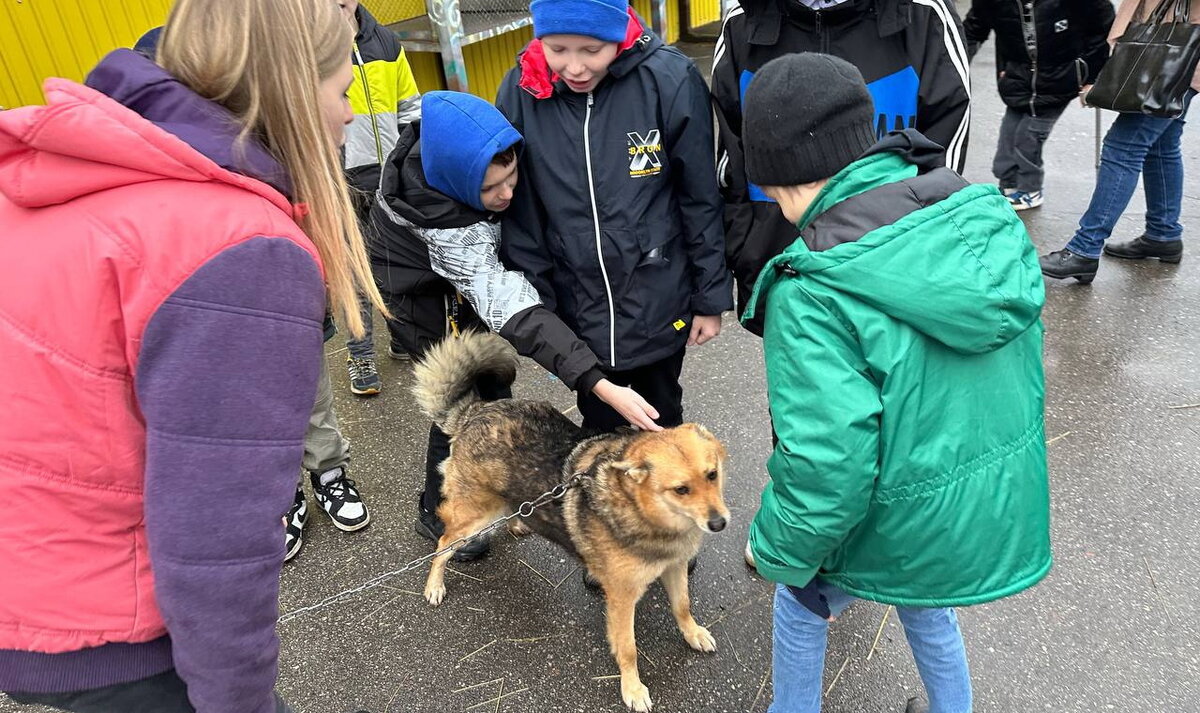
[583, 91, 617, 368]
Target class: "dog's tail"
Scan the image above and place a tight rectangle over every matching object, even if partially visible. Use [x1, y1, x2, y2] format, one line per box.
[412, 330, 519, 435]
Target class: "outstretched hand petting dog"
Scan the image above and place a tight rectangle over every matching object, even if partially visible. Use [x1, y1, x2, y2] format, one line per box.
[593, 379, 663, 431]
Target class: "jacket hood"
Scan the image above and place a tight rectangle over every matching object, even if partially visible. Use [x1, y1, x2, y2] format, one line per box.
[517, 9, 659, 99]
[379, 120, 492, 230]
[0, 50, 293, 211]
[419, 91, 522, 212]
[741, 0, 914, 45]
[747, 129, 1044, 355]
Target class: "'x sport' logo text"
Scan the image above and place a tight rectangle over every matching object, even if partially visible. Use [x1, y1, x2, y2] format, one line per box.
[627, 129, 664, 178]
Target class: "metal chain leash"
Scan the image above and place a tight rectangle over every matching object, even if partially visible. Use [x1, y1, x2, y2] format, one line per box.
[277, 473, 587, 625]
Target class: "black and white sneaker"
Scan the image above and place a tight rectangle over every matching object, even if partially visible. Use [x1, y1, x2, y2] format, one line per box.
[346, 356, 381, 396]
[284, 486, 308, 562]
[310, 467, 370, 531]
[386, 343, 412, 362]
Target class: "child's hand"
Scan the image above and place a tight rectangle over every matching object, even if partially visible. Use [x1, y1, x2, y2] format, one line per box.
[688, 315, 723, 346]
[592, 379, 663, 431]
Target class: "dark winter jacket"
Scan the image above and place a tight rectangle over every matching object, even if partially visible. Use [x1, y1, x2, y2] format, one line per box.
[963, 0, 1115, 114]
[372, 122, 607, 392]
[496, 12, 733, 371]
[712, 0, 971, 334]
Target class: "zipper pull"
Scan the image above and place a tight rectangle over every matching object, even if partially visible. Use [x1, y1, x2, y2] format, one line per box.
[587, 92, 594, 107]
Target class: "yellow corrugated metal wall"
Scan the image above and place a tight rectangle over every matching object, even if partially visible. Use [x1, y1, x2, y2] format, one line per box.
[688, 0, 723, 29]
[361, 0, 445, 92]
[0, 0, 698, 110]
[0, 0, 172, 109]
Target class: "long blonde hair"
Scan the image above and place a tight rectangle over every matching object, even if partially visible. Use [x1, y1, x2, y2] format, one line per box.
[157, 0, 384, 337]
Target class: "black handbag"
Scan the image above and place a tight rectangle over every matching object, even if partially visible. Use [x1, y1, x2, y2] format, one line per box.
[1087, 0, 1200, 117]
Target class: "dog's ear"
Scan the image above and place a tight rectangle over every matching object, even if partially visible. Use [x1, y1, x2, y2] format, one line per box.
[609, 460, 649, 484]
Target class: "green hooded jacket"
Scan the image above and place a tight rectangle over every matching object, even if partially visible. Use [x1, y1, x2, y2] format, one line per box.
[743, 132, 1051, 607]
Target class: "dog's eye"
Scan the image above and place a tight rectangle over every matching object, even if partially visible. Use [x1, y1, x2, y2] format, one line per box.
[674, 485, 690, 496]
[706, 470, 718, 481]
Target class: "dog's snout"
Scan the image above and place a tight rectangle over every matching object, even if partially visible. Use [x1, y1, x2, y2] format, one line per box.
[707, 514, 727, 532]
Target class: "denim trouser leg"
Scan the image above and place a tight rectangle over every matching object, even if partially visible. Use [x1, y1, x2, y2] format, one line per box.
[768, 582, 855, 713]
[769, 582, 972, 713]
[1142, 101, 1191, 241]
[896, 606, 973, 713]
[1067, 92, 1196, 258]
[345, 292, 376, 360]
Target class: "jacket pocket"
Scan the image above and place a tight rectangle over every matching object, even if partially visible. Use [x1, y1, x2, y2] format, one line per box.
[630, 228, 690, 349]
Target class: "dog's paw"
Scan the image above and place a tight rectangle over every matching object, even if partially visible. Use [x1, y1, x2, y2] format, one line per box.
[685, 625, 717, 653]
[621, 681, 653, 712]
[424, 582, 447, 606]
[507, 519, 533, 537]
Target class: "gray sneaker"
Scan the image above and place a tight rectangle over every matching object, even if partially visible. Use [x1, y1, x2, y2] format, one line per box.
[346, 356, 381, 395]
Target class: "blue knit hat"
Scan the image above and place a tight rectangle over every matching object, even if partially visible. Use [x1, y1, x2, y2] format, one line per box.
[531, 0, 629, 43]
[420, 92, 522, 212]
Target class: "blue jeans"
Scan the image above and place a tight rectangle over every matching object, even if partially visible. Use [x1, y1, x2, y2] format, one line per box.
[1067, 91, 1196, 259]
[769, 582, 972, 713]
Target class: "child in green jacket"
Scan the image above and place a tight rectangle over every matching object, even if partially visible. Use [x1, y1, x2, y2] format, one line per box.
[741, 53, 1051, 713]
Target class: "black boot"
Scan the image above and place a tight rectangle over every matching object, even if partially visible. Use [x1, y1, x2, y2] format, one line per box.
[904, 697, 929, 713]
[414, 495, 490, 562]
[1040, 249, 1099, 284]
[1103, 235, 1183, 263]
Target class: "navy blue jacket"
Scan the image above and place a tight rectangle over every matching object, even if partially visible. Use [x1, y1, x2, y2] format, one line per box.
[712, 0, 971, 333]
[496, 22, 733, 371]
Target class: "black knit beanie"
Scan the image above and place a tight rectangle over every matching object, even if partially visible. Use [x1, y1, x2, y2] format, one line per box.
[743, 53, 877, 186]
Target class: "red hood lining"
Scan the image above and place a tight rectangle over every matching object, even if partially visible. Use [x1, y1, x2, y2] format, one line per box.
[518, 9, 645, 100]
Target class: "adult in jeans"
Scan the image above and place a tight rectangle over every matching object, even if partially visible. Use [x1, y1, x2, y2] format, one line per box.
[0, 0, 385, 710]
[1041, 0, 1200, 283]
[963, 0, 1115, 211]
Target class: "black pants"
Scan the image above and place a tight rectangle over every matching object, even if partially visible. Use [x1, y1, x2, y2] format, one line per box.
[368, 279, 488, 360]
[5, 671, 291, 713]
[576, 347, 686, 433]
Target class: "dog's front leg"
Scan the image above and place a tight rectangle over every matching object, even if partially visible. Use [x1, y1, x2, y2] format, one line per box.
[661, 561, 717, 653]
[423, 546, 453, 606]
[604, 581, 653, 712]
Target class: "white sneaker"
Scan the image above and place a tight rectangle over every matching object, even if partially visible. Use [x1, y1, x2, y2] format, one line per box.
[1007, 190, 1044, 211]
[744, 541, 757, 569]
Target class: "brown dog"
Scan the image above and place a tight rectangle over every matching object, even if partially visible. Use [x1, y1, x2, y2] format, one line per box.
[413, 332, 730, 712]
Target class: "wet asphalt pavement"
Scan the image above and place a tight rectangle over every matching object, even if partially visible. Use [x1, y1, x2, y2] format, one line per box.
[5, 4, 1199, 712]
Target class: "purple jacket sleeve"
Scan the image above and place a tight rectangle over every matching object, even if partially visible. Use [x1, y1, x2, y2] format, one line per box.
[135, 237, 325, 713]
